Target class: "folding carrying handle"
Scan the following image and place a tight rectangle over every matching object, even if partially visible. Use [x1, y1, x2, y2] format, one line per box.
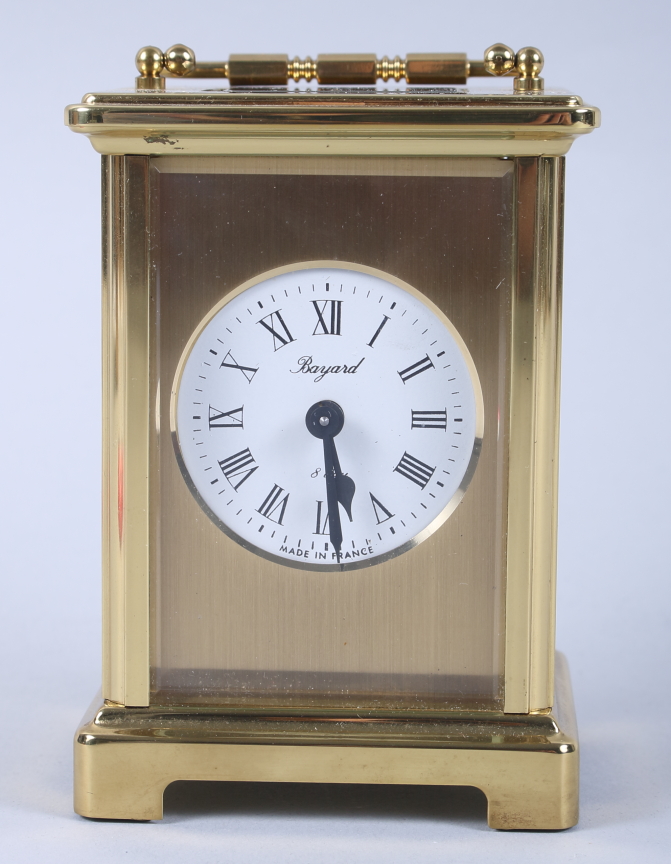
[135, 43, 544, 92]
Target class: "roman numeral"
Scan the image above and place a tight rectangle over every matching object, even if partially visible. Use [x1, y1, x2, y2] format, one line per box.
[393, 452, 436, 489]
[312, 300, 342, 335]
[209, 405, 243, 429]
[257, 310, 295, 351]
[367, 315, 390, 348]
[220, 350, 258, 383]
[257, 484, 289, 525]
[369, 493, 394, 525]
[313, 500, 330, 534]
[411, 409, 447, 430]
[218, 448, 258, 490]
[398, 355, 435, 383]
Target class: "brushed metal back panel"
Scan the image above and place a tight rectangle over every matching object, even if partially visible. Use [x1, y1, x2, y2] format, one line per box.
[150, 156, 513, 709]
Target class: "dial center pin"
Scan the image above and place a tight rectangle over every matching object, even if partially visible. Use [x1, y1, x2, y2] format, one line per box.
[305, 400, 345, 439]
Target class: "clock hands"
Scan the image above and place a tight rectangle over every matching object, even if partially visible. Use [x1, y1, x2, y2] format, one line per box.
[306, 400, 355, 563]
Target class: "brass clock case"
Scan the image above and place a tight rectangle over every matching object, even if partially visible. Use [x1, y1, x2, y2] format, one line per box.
[66, 50, 598, 828]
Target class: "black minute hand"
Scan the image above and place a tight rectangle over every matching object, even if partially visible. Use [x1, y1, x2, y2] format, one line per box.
[322, 433, 343, 558]
[306, 400, 356, 563]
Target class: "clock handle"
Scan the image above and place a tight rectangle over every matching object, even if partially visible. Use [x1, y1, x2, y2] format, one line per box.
[134, 45, 544, 92]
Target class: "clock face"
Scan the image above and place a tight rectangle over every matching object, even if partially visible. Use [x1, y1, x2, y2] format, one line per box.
[172, 263, 483, 571]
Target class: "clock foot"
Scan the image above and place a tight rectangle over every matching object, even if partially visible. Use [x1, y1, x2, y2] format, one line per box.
[74, 653, 578, 829]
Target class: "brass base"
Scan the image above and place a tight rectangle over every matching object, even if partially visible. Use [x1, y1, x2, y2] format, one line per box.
[74, 653, 578, 830]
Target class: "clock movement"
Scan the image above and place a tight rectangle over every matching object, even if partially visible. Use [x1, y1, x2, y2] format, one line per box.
[66, 44, 599, 829]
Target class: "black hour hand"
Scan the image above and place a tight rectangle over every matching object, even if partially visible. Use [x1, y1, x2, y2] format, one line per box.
[332, 445, 355, 522]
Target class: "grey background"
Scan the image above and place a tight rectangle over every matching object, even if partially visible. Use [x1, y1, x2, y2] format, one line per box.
[1, 0, 669, 860]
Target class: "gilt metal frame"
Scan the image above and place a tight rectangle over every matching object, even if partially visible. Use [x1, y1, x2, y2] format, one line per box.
[69, 84, 597, 826]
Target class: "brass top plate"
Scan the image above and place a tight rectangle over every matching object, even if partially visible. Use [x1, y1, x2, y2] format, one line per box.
[71, 87, 596, 123]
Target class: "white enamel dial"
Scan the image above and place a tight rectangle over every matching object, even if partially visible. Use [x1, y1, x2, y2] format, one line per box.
[172, 264, 483, 571]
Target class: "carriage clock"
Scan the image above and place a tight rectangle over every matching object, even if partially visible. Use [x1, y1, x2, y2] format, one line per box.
[66, 44, 599, 829]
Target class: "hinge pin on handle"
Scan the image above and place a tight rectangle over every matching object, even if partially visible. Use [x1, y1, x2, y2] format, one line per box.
[135, 44, 544, 91]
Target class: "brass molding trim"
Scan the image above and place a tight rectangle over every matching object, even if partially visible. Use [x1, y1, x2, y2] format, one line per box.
[66, 91, 599, 157]
[82, 135, 589, 159]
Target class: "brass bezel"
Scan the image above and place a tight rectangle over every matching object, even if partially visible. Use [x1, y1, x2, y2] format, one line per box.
[169, 260, 484, 573]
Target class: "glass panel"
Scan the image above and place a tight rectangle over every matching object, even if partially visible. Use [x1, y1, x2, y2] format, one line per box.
[149, 155, 513, 710]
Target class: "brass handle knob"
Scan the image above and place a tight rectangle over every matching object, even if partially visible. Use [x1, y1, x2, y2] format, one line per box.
[483, 43, 545, 92]
[135, 46, 164, 78]
[514, 47, 544, 91]
[135, 44, 196, 89]
[164, 44, 196, 77]
[483, 44, 516, 76]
